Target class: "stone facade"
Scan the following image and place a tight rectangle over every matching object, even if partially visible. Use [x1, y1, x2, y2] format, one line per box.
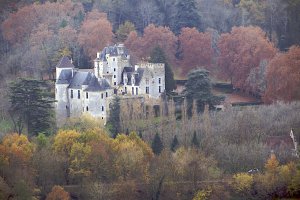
[55, 44, 165, 125]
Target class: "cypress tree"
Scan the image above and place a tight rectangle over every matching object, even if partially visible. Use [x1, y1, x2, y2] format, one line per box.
[151, 133, 164, 155]
[150, 46, 176, 94]
[9, 79, 55, 136]
[170, 135, 179, 152]
[191, 131, 200, 148]
[107, 96, 121, 138]
[138, 130, 143, 139]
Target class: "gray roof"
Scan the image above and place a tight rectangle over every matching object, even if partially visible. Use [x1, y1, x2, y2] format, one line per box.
[120, 67, 144, 86]
[56, 56, 75, 68]
[68, 72, 92, 89]
[56, 69, 73, 84]
[85, 76, 111, 92]
[98, 44, 129, 61]
[135, 68, 144, 86]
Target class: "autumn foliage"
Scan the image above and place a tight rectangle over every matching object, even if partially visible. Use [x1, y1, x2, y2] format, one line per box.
[0, 133, 34, 165]
[46, 185, 70, 200]
[125, 24, 177, 64]
[78, 10, 113, 59]
[264, 46, 300, 103]
[218, 26, 277, 90]
[178, 27, 213, 76]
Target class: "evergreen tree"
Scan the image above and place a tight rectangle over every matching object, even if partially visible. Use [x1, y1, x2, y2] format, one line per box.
[138, 130, 143, 139]
[184, 69, 224, 114]
[9, 79, 55, 136]
[191, 131, 200, 148]
[151, 133, 164, 155]
[107, 96, 121, 138]
[170, 135, 179, 152]
[150, 46, 176, 94]
[174, 0, 202, 34]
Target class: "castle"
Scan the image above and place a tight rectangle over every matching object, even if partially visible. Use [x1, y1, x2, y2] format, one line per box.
[55, 44, 165, 125]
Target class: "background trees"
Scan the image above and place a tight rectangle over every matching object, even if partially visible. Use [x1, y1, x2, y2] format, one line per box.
[178, 28, 213, 76]
[78, 10, 113, 60]
[217, 26, 277, 91]
[9, 79, 54, 136]
[264, 46, 300, 103]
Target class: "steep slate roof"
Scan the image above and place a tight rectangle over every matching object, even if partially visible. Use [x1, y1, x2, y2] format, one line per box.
[98, 45, 129, 61]
[56, 69, 73, 84]
[85, 76, 111, 92]
[68, 72, 92, 89]
[56, 56, 75, 68]
[134, 68, 144, 86]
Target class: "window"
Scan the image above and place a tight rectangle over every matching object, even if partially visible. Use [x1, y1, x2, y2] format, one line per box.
[146, 87, 149, 94]
[159, 78, 161, 84]
[159, 86, 161, 93]
[125, 87, 127, 94]
[86, 106, 89, 111]
[136, 88, 138, 95]
[101, 93, 104, 99]
[114, 82, 116, 85]
[132, 87, 134, 95]
[102, 106, 104, 111]
[146, 78, 149, 84]
[86, 92, 88, 99]
[107, 71, 109, 74]
[78, 90, 80, 99]
[114, 75, 116, 78]
[114, 68, 116, 72]
[71, 90, 73, 98]
[113, 58, 115, 61]
[106, 92, 108, 97]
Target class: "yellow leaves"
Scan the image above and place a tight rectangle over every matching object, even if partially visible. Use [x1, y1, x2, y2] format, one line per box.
[113, 132, 153, 181]
[69, 142, 92, 177]
[0, 133, 34, 165]
[46, 185, 70, 200]
[232, 173, 254, 193]
[53, 130, 80, 155]
[193, 187, 212, 200]
[265, 153, 279, 174]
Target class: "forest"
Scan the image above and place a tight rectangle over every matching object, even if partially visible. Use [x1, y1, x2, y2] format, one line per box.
[0, 0, 300, 199]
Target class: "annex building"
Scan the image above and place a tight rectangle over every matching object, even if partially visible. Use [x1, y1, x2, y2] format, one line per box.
[55, 44, 165, 125]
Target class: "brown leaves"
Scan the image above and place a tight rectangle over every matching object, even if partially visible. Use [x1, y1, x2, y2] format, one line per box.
[46, 185, 70, 200]
[178, 27, 213, 76]
[264, 46, 300, 103]
[78, 10, 113, 59]
[125, 24, 177, 64]
[218, 26, 277, 90]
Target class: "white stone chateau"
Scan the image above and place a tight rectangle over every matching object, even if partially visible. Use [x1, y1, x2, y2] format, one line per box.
[55, 44, 165, 125]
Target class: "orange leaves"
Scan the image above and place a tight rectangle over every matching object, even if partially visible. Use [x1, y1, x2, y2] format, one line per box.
[46, 185, 70, 200]
[218, 26, 277, 89]
[124, 24, 177, 64]
[0, 133, 34, 166]
[178, 27, 213, 76]
[264, 46, 300, 103]
[78, 10, 113, 59]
